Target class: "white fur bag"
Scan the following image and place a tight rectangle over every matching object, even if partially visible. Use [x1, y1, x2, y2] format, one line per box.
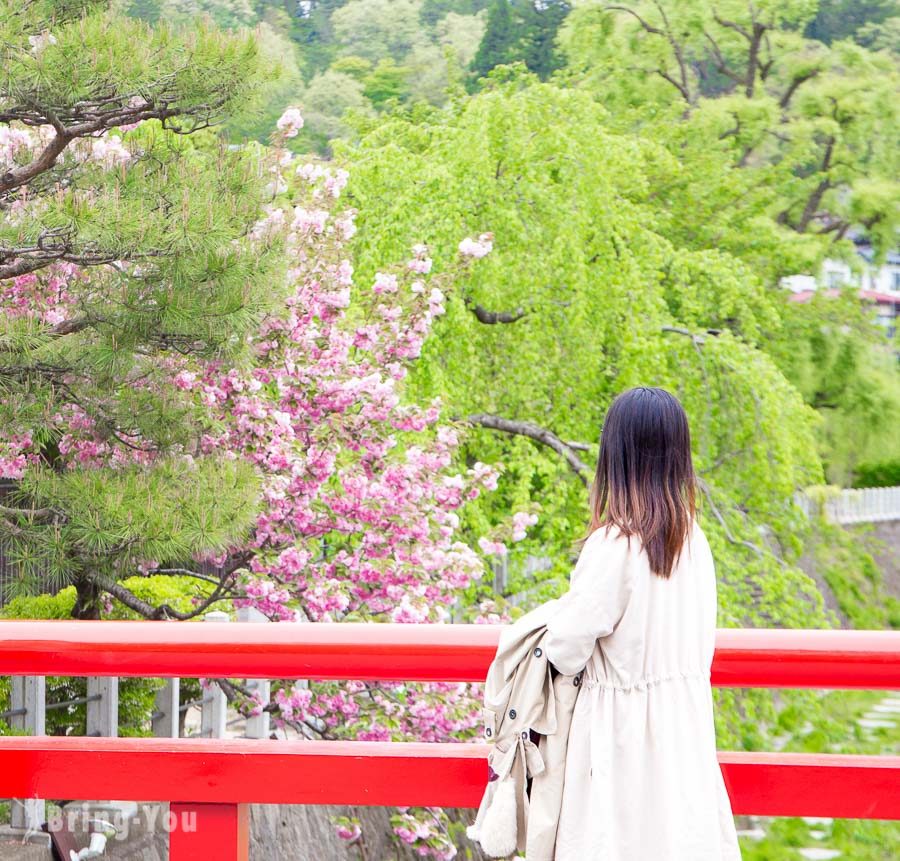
[467, 775, 518, 858]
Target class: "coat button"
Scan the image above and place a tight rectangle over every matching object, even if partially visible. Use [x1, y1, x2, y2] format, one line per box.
[485, 727, 492, 737]
[522, 730, 528, 739]
[509, 708, 517, 719]
[534, 647, 542, 657]
[573, 676, 580, 687]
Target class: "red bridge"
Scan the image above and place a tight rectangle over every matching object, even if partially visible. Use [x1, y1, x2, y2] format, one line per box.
[1, 622, 898, 860]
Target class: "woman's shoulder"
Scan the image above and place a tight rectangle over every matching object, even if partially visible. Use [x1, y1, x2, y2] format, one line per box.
[571, 524, 637, 588]
[584, 519, 710, 561]
[580, 522, 639, 562]
[584, 522, 630, 547]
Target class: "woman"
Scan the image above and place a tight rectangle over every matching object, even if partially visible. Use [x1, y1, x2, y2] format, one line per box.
[542, 386, 742, 860]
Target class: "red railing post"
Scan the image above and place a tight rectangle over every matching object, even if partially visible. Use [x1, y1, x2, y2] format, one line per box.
[169, 802, 249, 861]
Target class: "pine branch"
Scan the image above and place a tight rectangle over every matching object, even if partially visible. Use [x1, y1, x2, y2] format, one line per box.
[0, 503, 62, 524]
[0, 127, 71, 196]
[91, 568, 244, 621]
[90, 574, 161, 619]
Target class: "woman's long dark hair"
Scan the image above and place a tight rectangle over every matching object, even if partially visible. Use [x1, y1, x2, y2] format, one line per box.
[584, 387, 696, 579]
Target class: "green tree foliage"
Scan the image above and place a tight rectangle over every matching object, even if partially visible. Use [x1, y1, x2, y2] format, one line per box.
[330, 0, 422, 62]
[339, 77, 900, 806]
[856, 14, 900, 55]
[559, 1, 900, 269]
[327, 0, 487, 104]
[117, 1, 495, 150]
[805, 0, 898, 45]
[283, 0, 347, 79]
[421, 0, 491, 27]
[557, 1, 900, 483]
[158, 0, 256, 28]
[223, 15, 306, 144]
[853, 459, 900, 488]
[805, 518, 900, 628]
[363, 59, 413, 106]
[282, 0, 484, 149]
[437, 10, 492, 67]
[470, 0, 516, 77]
[296, 68, 374, 151]
[0, 1, 281, 616]
[768, 291, 900, 485]
[341, 79, 829, 635]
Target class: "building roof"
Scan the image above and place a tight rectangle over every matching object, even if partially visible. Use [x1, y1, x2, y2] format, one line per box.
[788, 288, 899, 306]
[860, 290, 900, 306]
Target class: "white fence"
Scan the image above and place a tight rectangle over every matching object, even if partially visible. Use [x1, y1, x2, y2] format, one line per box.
[798, 486, 900, 525]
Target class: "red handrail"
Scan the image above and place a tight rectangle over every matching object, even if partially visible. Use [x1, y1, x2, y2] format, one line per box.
[1, 737, 897, 818]
[1, 622, 898, 860]
[0, 621, 898, 687]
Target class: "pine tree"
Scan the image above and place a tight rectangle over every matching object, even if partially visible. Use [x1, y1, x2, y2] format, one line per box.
[521, 1, 570, 79]
[0, 1, 282, 617]
[470, 0, 517, 79]
[471, 0, 571, 82]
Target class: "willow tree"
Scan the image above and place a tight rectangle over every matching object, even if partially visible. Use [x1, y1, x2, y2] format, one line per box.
[0, 1, 284, 616]
[341, 78, 828, 629]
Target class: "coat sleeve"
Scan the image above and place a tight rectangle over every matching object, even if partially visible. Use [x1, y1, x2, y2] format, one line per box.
[542, 528, 635, 675]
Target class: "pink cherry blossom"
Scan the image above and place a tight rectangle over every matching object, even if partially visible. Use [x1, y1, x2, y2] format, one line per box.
[512, 510, 539, 541]
[478, 537, 508, 557]
[276, 107, 305, 138]
[457, 232, 494, 259]
[335, 822, 361, 841]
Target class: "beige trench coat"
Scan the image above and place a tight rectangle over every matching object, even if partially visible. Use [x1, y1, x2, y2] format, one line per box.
[467, 600, 584, 860]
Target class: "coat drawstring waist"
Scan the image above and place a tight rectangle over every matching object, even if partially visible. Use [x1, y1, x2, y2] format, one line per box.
[582, 669, 709, 692]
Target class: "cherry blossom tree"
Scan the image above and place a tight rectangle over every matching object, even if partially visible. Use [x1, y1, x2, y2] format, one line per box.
[0, 10, 535, 851]
[2, 83, 531, 853]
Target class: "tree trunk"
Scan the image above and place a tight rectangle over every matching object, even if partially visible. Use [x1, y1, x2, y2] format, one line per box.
[72, 574, 102, 620]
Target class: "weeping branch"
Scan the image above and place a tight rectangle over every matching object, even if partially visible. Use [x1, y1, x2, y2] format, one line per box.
[462, 413, 592, 485]
[661, 324, 707, 346]
[696, 479, 785, 567]
[564, 440, 593, 452]
[779, 137, 835, 231]
[467, 300, 527, 325]
[703, 31, 743, 85]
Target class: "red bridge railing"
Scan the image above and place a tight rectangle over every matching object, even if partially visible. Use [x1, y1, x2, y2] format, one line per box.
[1, 622, 898, 860]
